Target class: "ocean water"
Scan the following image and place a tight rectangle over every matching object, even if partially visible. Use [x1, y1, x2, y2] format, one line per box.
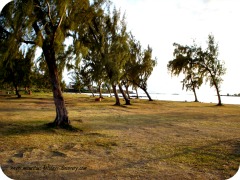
[82, 92, 240, 105]
[139, 93, 240, 105]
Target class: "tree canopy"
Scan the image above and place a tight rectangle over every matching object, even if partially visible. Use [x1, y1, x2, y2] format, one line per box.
[198, 34, 226, 106]
[168, 34, 226, 105]
[0, 0, 157, 127]
[168, 42, 203, 102]
[0, 0, 108, 127]
[126, 35, 157, 101]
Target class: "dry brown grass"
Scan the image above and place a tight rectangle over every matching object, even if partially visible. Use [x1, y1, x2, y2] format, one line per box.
[0, 93, 239, 179]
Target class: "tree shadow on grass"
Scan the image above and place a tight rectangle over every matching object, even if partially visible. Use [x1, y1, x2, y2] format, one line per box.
[0, 120, 82, 136]
[46, 122, 81, 132]
[0, 94, 52, 102]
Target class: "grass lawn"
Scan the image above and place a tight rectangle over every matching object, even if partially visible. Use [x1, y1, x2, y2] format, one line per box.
[0, 93, 239, 179]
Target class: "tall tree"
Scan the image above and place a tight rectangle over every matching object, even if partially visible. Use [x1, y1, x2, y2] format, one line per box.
[127, 36, 157, 101]
[0, 0, 106, 127]
[137, 46, 157, 101]
[198, 34, 226, 106]
[84, 6, 130, 105]
[168, 35, 226, 105]
[168, 42, 203, 102]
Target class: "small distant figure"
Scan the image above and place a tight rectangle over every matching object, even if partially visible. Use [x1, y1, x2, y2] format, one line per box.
[95, 97, 102, 102]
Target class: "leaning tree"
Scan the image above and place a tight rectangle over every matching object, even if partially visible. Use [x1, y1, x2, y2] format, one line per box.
[127, 35, 157, 101]
[0, 0, 107, 127]
[168, 42, 203, 102]
[168, 34, 226, 105]
[198, 34, 226, 106]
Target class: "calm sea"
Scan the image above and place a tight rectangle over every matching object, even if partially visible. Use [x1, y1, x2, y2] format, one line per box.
[139, 93, 240, 105]
[82, 92, 240, 105]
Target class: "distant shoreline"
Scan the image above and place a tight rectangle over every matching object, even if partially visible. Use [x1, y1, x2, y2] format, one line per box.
[79, 92, 240, 105]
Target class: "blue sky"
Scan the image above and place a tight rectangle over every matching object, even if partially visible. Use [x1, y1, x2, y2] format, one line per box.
[1, 0, 240, 95]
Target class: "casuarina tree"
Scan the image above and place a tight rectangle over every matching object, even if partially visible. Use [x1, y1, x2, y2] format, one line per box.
[168, 34, 226, 105]
[0, 0, 106, 127]
[127, 35, 157, 101]
[198, 34, 226, 106]
[168, 42, 203, 102]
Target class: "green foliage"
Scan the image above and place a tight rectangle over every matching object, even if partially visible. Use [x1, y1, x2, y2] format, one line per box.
[1, 0, 156, 105]
[168, 42, 203, 98]
[0, 0, 107, 80]
[0, 40, 35, 97]
[68, 64, 84, 92]
[198, 35, 226, 88]
[169, 34, 226, 105]
[126, 34, 157, 92]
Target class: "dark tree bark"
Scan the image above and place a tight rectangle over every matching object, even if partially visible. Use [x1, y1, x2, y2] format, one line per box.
[124, 84, 131, 99]
[213, 81, 222, 106]
[42, 43, 70, 126]
[142, 88, 153, 101]
[135, 88, 139, 99]
[88, 85, 95, 97]
[14, 85, 21, 98]
[208, 71, 223, 106]
[192, 86, 199, 102]
[98, 83, 103, 98]
[112, 84, 120, 105]
[30, 7, 70, 127]
[132, 81, 152, 101]
[190, 78, 199, 102]
[118, 84, 131, 105]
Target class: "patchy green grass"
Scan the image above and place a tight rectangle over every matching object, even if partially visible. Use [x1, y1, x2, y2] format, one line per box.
[0, 93, 239, 179]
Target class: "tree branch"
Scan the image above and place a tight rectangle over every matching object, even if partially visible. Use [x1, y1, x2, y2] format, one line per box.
[55, 5, 67, 34]
[46, 1, 53, 25]
[32, 21, 44, 45]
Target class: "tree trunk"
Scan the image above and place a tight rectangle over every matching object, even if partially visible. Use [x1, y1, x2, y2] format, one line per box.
[192, 86, 199, 102]
[210, 72, 222, 106]
[88, 85, 95, 97]
[112, 84, 120, 105]
[124, 85, 131, 99]
[214, 82, 222, 106]
[98, 84, 103, 98]
[43, 44, 70, 127]
[135, 88, 139, 99]
[142, 88, 153, 101]
[190, 78, 199, 102]
[14, 85, 21, 98]
[118, 84, 131, 105]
